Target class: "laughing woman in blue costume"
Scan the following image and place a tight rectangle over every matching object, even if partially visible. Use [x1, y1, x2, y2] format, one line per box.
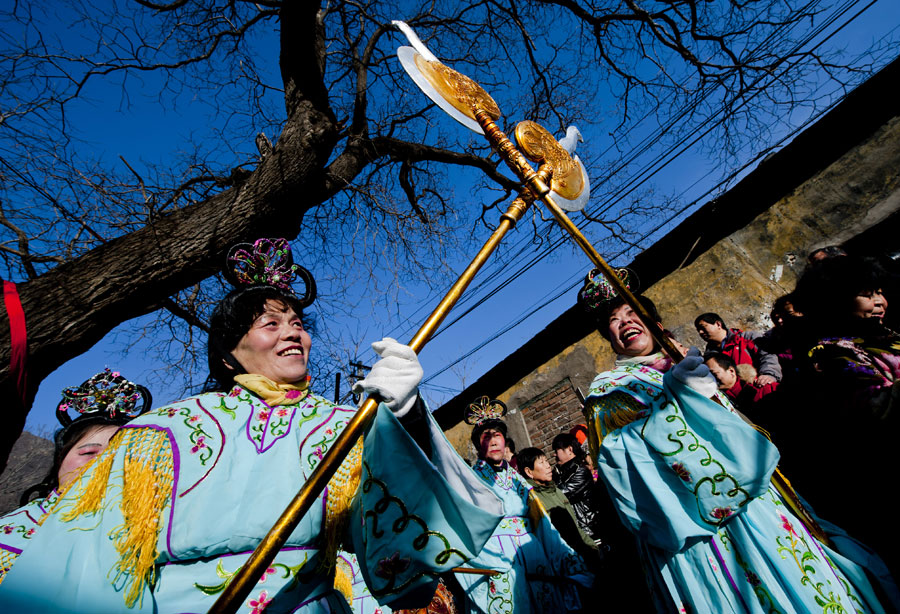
[576, 268, 898, 614]
[0, 238, 504, 613]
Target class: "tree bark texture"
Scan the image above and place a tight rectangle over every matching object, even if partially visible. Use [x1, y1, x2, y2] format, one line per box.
[0, 3, 338, 471]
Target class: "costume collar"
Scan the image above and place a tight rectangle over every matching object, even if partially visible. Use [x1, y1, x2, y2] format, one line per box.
[615, 351, 673, 373]
[233, 373, 310, 406]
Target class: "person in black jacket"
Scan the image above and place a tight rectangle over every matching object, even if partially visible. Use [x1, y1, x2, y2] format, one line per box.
[552, 432, 601, 541]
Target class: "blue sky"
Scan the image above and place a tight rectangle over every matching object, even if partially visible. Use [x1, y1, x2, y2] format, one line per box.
[15, 0, 900, 435]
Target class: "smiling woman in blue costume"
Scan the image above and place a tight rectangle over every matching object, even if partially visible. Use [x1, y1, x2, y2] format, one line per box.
[454, 397, 593, 613]
[0, 369, 152, 583]
[577, 268, 898, 614]
[0, 238, 504, 614]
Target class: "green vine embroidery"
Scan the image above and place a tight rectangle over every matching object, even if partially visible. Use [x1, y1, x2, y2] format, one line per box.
[215, 388, 258, 420]
[725, 529, 783, 614]
[361, 462, 468, 597]
[487, 571, 513, 614]
[194, 555, 309, 595]
[641, 394, 751, 525]
[306, 420, 348, 469]
[775, 514, 846, 613]
[156, 406, 214, 464]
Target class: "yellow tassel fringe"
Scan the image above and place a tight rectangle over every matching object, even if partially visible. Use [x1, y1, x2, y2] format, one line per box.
[57, 427, 173, 609]
[333, 558, 355, 604]
[318, 437, 364, 581]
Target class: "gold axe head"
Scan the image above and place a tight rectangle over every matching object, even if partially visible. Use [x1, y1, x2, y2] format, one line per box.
[515, 121, 590, 211]
[393, 20, 501, 134]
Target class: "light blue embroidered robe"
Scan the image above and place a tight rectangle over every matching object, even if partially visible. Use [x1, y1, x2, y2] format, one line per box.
[0, 490, 59, 582]
[586, 357, 893, 614]
[455, 460, 592, 613]
[0, 387, 503, 613]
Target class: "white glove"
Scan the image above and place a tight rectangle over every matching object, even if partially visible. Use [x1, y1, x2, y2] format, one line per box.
[352, 337, 423, 418]
[670, 347, 718, 397]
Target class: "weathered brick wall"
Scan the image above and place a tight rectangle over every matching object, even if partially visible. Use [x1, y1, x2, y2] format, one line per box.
[517, 378, 585, 459]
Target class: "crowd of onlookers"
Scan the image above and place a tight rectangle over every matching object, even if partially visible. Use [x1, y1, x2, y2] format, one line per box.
[506, 244, 900, 593]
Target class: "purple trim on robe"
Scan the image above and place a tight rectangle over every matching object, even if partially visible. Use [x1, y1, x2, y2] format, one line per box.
[711, 535, 751, 614]
[1, 508, 40, 525]
[0, 542, 23, 555]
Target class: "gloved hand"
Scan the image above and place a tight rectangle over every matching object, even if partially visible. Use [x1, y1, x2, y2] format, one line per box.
[670, 347, 718, 397]
[352, 337, 423, 418]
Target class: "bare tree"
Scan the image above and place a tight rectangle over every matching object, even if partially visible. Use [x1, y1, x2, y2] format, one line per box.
[0, 0, 889, 469]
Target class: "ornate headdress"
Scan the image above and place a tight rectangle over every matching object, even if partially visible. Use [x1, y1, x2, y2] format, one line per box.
[466, 396, 509, 448]
[464, 396, 508, 426]
[577, 267, 638, 314]
[225, 237, 316, 308]
[56, 368, 152, 427]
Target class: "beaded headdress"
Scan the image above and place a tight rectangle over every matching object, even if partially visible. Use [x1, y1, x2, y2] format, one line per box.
[577, 267, 639, 314]
[56, 368, 152, 427]
[464, 396, 508, 426]
[225, 237, 316, 308]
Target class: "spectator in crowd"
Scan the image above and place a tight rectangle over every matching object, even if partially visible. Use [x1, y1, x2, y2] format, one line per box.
[807, 244, 848, 264]
[705, 351, 778, 413]
[552, 432, 601, 541]
[569, 424, 597, 480]
[517, 447, 599, 561]
[786, 255, 899, 577]
[503, 436, 518, 470]
[757, 293, 804, 379]
[576, 282, 895, 612]
[695, 311, 782, 387]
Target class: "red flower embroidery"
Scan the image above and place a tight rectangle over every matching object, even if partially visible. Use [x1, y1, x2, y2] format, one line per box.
[257, 409, 270, 421]
[671, 462, 692, 482]
[188, 415, 201, 423]
[259, 566, 276, 582]
[780, 514, 795, 535]
[191, 436, 208, 454]
[249, 590, 271, 613]
[711, 507, 733, 520]
[276, 408, 288, 417]
[375, 552, 411, 579]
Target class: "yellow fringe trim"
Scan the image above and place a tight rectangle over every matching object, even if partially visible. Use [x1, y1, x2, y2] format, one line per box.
[58, 428, 172, 609]
[587, 392, 647, 447]
[57, 436, 120, 522]
[333, 558, 354, 604]
[318, 437, 364, 579]
[109, 428, 173, 608]
[0, 548, 18, 586]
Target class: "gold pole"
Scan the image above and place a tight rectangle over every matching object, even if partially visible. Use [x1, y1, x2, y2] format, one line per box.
[208, 190, 536, 614]
[473, 109, 684, 362]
